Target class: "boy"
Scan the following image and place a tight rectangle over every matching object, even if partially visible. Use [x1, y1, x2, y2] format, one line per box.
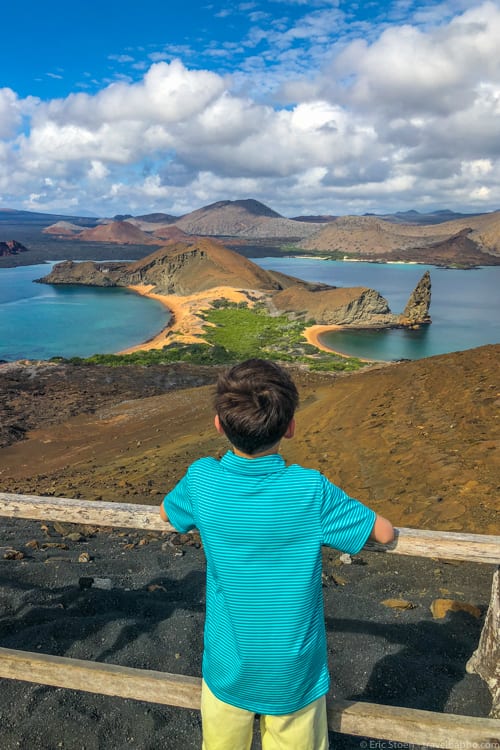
[160, 358, 394, 750]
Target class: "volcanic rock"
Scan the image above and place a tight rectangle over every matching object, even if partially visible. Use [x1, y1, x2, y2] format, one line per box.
[37, 238, 298, 295]
[273, 285, 395, 326]
[0, 240, 29, 256]
[174, 199, 320, 238]
[398, 270, 431, 326]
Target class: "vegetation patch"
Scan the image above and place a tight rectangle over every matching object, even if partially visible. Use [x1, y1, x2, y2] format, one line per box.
[51, 301, 365, 372]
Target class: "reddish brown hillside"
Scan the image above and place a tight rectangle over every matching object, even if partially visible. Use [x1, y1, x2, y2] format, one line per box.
[77, 221, 158, 244]
[151, 225, 191, 241]
[123, 238, 296, 294]
[302, 211, 500, 265]
[1, 345, 498, 533]
[39, 238, 301, 295]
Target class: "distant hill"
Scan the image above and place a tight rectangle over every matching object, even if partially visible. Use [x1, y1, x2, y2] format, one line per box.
[372, 209, 488, 225]
[70, 221, 160, 245]
[291, 215, 337, 223]
[42, 221, 87, 236]
[174, 199, 321, 239]
[300, 211, 500, 266]
[0, 209, 98, 228]
[135, 213, 179, 223]
[6, 203, 500, 266]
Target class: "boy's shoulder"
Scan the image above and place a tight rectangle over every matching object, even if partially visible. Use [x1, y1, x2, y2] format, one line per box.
[187, 456, 220, 473]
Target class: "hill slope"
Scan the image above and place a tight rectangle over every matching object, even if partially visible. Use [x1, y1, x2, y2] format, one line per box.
[1, 344, 498, 533]
[76, 221, 159, 245]
[301, 212, 500, 265]
[174, 199, 320, 238]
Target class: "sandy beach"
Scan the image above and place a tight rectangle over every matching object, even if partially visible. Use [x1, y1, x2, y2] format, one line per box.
[122, 285, 374, 362]
[120, 284, 257, 353]
[303, 324, 375, 362]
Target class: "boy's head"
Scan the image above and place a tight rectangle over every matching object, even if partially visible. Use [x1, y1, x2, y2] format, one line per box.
[214, 358, 299, 456]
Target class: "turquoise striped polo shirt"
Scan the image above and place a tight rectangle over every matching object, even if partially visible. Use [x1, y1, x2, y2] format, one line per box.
[163, 450, 376, 715]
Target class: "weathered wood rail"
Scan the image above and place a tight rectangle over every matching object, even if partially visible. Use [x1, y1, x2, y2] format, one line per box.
[0, 491, 499, 748]
[1, 492, 499, 563]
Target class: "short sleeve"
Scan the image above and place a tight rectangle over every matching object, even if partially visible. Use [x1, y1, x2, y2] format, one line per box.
[320, 475, 376, 554]
[163, 470, 197, 533]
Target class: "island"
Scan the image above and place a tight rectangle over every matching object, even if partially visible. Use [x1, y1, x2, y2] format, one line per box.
[37, 237, 431, 360]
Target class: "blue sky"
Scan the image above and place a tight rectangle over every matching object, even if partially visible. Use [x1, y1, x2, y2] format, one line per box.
[1, 0, 499, 216]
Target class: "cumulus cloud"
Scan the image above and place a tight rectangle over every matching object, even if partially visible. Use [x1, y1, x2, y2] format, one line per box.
[1, 3, 500, 216]
[0, 88, 23, 139]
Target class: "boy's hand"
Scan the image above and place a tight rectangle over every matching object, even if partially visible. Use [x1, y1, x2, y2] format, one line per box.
[369, 514, 394, 544]
[160, 503, 168, 523]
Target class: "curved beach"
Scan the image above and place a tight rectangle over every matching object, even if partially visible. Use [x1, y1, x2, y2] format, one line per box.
[119, 284, 257, 354]
[121, 286, 376, 361]
[303, 323, 375, 362]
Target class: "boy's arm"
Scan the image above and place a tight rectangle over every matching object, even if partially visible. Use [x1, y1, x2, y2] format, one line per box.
[159, 470, 196, 532]
[369, 514, 394, 544]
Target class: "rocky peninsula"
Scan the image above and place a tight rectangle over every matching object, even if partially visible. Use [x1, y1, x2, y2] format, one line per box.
[38, 238, 432, 353]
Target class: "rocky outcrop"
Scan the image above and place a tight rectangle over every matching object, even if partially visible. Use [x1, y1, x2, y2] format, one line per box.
[39, 260, 129, 287]
[0, 240, 29, 256]
[273, 285, 396, 326]
[274, 272, 432, 328]
[398, 271, 431, 326]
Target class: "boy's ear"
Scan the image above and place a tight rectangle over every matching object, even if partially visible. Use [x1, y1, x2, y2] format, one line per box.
[283, 418, 295, 440]
[214, 414, 225, 435]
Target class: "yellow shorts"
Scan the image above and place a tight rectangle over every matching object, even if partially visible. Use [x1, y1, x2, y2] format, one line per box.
[201, 680, 329, 750]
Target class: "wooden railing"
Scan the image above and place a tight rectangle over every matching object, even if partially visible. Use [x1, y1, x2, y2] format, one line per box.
[1, 492, 499, 749]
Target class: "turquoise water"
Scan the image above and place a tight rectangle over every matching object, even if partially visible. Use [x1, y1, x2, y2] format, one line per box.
[0, 264, 170, 361]
[256, 258, 500, 360]
[1, 259, 498, 362]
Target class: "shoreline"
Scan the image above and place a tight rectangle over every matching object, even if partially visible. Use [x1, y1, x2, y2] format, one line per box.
[119, 284, 258, 354]
[303, 324, 376, 363]
[122, 285, 379, 362]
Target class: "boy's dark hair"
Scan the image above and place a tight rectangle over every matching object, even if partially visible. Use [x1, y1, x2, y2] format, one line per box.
[214, 358, 299, 455]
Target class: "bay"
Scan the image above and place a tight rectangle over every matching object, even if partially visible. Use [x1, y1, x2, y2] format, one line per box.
[1, 258, 498, 363]
[256, 258, 500, 361]
[0, 264, 170, 361]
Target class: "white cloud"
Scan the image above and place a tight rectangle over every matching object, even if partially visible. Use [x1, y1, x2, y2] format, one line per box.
[0, 88, 30, 139]
[1, 4, 500, 216]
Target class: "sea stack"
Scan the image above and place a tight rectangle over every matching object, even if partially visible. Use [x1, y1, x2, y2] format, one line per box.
[398, 271, 432, 327]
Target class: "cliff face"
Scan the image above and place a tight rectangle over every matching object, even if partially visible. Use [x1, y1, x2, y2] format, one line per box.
[273, 272, 431, 328]
[273, 285, 395, 326]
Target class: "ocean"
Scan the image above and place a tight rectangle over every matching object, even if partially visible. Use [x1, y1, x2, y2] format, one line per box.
[0, 259, 498, 362]
[0, 263, 170, 361]
[257, 258, 500, 361]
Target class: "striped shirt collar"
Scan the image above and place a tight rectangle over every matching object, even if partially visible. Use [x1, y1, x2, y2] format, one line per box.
[220, 450, 285, 474]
